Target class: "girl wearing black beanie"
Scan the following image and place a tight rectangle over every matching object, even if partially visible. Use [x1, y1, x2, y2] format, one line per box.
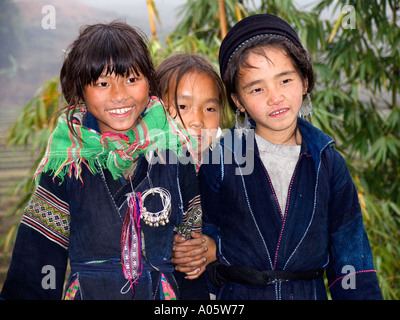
[197, 14, 382, 300]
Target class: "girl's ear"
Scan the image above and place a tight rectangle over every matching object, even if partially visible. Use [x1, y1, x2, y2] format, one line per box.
[231, 93, 246, 113]
[303, 78, 309, 96]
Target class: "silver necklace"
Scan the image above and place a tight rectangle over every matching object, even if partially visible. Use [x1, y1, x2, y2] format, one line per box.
[141, 187, 171, 227]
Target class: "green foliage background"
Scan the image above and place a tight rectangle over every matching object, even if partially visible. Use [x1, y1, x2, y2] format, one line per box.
[2, 0, 400, 299]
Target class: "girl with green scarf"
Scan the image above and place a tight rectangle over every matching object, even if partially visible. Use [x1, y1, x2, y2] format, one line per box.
[2, 21, 200, 300]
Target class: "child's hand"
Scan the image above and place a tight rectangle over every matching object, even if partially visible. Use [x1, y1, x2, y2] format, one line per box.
[172, 231, 216, 279]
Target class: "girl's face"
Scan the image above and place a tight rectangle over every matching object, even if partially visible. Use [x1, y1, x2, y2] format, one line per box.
[232, 47, 307, 144]
[84, 69, 149, 134]
[164, 71, 220, 157]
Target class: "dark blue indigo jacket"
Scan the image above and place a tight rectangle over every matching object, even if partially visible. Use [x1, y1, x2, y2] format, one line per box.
[199, 118, 382, 300]
[1, 113, 200, 300]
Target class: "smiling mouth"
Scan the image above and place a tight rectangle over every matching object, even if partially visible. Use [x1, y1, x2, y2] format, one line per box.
[106, 106, 133, 115]
[270, 108, 288, 116]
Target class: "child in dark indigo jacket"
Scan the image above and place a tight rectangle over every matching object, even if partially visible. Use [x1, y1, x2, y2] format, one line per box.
[197, 14, 382, 300]
[157, 54, 226, 299]
[1, 21, 200, 300]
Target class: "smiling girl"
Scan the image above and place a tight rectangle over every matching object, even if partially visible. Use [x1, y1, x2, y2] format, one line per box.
[1, 21, 200, 300]
[199, 14, 382, 300]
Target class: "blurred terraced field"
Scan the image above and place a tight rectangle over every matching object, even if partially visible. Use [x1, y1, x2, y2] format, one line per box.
[0, 112, 35, 289]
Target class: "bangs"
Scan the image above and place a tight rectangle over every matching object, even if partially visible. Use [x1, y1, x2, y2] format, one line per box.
[75, 24, 146, 85]
[84, 32, 142, 84]
[61, 21, 157, 106]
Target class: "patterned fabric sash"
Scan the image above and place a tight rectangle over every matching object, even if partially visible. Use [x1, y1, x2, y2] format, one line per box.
[160, 273, 177, 300]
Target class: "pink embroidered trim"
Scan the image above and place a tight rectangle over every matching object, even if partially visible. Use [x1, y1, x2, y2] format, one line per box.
[161, 273, 177, 300]
[64, 278, 79, 300]
[121, 191, 143, 292]
[258, 153, 308, 270]
[328, 270, 377, 289]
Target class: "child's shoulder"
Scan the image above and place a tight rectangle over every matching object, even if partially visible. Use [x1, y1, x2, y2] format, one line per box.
[298, 118, 334, 148]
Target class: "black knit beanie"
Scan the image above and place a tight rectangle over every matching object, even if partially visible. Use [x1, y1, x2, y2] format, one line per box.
[219, 14, 304, 79]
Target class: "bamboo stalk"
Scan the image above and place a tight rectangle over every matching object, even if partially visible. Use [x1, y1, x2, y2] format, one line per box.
[146, 0, 157, 40]
[218, 0, 228, 39]
[235, 3, 242, 21]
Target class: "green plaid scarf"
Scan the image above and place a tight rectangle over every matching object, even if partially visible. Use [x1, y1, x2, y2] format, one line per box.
[34, 96, 198, 183]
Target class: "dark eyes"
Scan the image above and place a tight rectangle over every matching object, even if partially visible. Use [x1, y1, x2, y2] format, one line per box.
[281, 79, 292, 85]
[250, 88, 263, 93]
[127, 77, 138, 83]
[249, 79, 292, 93]
[178, 105, 217, 111]
[95, 76, 138, 87]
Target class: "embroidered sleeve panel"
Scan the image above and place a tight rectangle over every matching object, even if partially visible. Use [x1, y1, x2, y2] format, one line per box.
[21, 185, 70, 250]
[175, 195, 202, 239]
